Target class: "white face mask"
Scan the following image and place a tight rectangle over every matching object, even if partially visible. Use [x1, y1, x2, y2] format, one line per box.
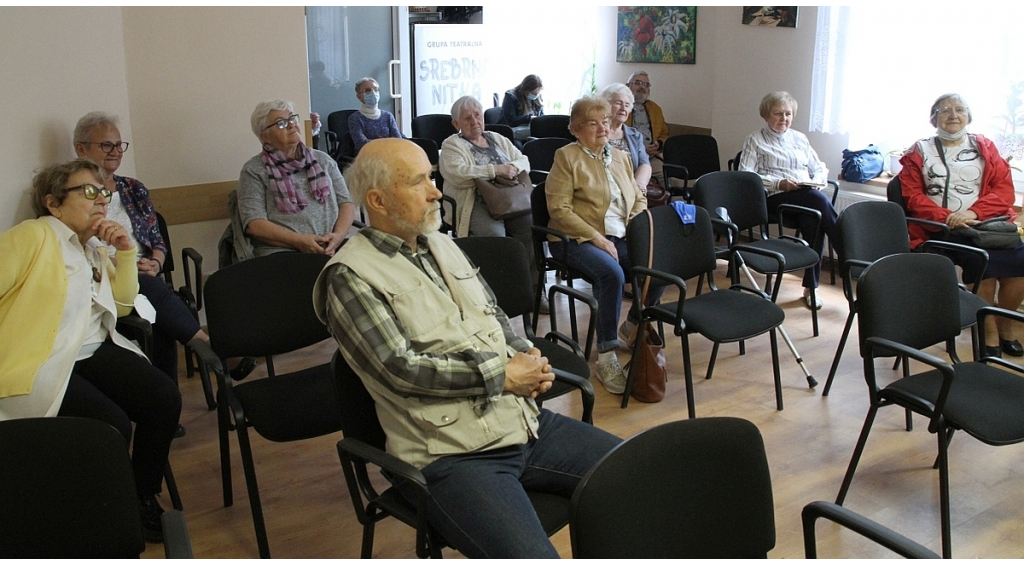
[362, 90, 379, 107]
[936, 126, 967, 141]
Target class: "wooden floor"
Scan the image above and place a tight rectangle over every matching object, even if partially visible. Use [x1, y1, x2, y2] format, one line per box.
[143, 264, 1024, 559]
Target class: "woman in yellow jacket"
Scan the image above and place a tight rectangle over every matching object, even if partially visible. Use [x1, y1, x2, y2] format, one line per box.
[0, 159, 180, 543]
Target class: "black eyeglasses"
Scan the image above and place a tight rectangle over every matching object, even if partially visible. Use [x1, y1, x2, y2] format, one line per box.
[67, 183, 112, 201]
[82, 141, 130, 154]
[630, 80, 651, 88]
[264, 114, 301, 130]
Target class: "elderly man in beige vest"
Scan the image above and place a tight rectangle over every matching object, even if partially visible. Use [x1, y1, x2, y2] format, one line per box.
[313, 138, 620, 558]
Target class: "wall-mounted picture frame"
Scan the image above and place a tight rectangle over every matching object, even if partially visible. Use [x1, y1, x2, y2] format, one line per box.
[742, 6, 798, 28]
[616, 7, 697, 65]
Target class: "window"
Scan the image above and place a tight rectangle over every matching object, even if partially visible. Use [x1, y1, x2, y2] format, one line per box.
[810, 6, 1024, 170]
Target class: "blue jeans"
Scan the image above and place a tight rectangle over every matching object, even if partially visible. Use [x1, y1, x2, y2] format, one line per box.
[766, 188, 838, 288]
[550, 237, 664, 353]
[406, 409, 621, 558]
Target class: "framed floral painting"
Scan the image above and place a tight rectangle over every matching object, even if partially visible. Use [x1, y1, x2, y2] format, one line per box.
[742, 6, 798, 28]
[616, 7, 697, 65]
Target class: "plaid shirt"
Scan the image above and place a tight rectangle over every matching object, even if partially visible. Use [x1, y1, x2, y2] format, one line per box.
[322, 228, 532, 400]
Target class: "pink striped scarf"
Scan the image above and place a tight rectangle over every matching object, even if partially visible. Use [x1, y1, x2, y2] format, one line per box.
[260, 143, 331, 214]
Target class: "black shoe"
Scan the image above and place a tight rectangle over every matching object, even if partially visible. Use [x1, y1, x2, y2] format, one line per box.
[985, 345, 1003, 358]
[174, 424, 186, 439]
[138, 495, 165, 543]
[230, 356, 257, 381]
[1000, 339, 1024, 357]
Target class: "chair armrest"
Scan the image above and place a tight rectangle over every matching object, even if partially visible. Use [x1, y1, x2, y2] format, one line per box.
[977, 306, 1024, 374]
[188, 338, 225, 376]
[532, 225, 573, 267]
[180, 247, 204, 312]
[731, 244, 785, 301]
[547, 283, 598, 359]
[842, 258, 873, 303]
[117, 316, 153, 357]
[710, 216, 740, 247]
[907, 216, 950, 234]
[802, 501, 938, 559]
[662, 162, 689, 183]
[548, 368, 595, 425]
[631, 266, 688, 327]
[919, 240, 989, 293]
[337, 437, 427, 489]
[161, 509, 194, 558]
[826, 179, 840, 206]
[529, 170, 550, 185]
[864, 336, 955, 433]
[774, 203, 821, 246]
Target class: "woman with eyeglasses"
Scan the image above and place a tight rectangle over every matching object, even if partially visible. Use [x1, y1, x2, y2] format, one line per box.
[238, 99, 356, 257]
[73, 112, 255, 391]
[348, 77, 403, 154]
[0, 159, 181, 542]
[600, 83, 653, 196]
[898, 93, 1024, 358]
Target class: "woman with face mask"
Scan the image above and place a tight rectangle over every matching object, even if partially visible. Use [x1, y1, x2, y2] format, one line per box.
[347, 77, 404, 154]
[500, 74, 545, 127]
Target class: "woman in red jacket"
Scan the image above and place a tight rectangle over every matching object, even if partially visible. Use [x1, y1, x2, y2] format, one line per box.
[899, 93, 1024, 358]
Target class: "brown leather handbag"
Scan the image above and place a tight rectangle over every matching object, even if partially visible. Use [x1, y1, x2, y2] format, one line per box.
[625, 208, 667, 402]
[644, 180, 670, 208]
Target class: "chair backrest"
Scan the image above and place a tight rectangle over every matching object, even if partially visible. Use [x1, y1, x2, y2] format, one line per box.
[627, 205, 718, 283]
[523, 137, 571, 173]
[570, 417, 776, 558]
[692, 170, 769, 233]
[331, 351, 387, 450]
[412, 114, 458, 149]
[408, 137, 439, 166]
[856, 252, 961, 357]
[327, 109, 357, 137]
[835, 201, 911, 282]
[454, 236, 534, 320]
[203, 252, 331, 358]
[886, 175, 906, 211]
[727, 150, 742, 171]
[663, 134, 721, 183]
[485, 123, 515, 143]
[0, 417, 145, 558]
[484, 106, 502, 125]
[530, 115, 574, 140]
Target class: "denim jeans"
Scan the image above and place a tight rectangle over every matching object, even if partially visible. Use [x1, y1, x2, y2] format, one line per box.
[766, 188, 838, 288]
[550, 237, 664, 353]
[407, 409, 621, 558]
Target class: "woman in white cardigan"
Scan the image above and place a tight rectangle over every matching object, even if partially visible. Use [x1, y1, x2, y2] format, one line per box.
[440, 96, 533, 265]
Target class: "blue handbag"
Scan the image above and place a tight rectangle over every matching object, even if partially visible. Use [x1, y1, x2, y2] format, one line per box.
[840, 145, 884, 183]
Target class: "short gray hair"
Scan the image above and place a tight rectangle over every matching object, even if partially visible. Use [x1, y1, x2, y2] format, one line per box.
[74, 111, 119, 144]
[930, 93, 972, 127]
[250, 99, 295, 137]
[31, 158, 106, 218]
[344, 145, 396, 207]
[354, 77, 378, 93]
[627, 71, 650, 84]
[759, 91, 798, 120]
[450, 95, 482, 121]
[601, 83, 634, 104]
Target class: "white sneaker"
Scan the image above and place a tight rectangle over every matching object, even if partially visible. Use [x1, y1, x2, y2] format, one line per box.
[618, 320, 637, 350]
[596, 356, 627, 395]
[803, 288, 823, 310]
[537, 294, 550, 314]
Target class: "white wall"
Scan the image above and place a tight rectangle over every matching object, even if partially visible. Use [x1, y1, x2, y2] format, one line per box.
[0, 7, 135, 230]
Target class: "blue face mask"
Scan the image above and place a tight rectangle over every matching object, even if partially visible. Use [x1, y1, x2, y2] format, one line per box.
[362, 90, 379, 107]
[527, 93, 539, 101]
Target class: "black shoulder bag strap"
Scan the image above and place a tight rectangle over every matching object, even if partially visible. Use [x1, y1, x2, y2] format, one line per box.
[933, 136, 951, 209]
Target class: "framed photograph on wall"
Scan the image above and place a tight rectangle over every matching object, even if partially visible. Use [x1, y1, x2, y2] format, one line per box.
[742, 6, 798, 28]
[616, 7, 697, 65]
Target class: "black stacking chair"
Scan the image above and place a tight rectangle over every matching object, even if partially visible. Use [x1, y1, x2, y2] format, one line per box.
[485, 123, 515, 143]
[530, 183, 593, 353]
[412, 114, 458, 150]
[529, 115, 573, 141]
[178, 246, 215, 410]
[624, 206, 786, 416]
[454, 236, 597, 423]
[0, 417, 192, 558]
[333, 352, 572, 558]
[522, 137, 572, 184]
[834, 252, 1024, 559]
[661, 134, 720, 201]
[801, 501, 938, 558]
[823, 201, 988, 396]
[484, 106, 502, 124]
[327, 109, 358, 165]
[190, 252, 340, 559]
[408, 137, 443, 191]
[694, 170, 823, 337]
[570, 417, 775, 558]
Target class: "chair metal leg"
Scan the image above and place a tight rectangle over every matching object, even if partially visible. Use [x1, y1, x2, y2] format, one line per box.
[937, 425, 953, 559]
[682, 334, 696, 419]
[706, 342, 720, 380]
[901, 357, 913, 432]
[360, 521, 377, 558]
[218, 390, 233, 508]
[164, 462, 183, 511]
[620, 320, 647, 409]
[824, 310, 856, 396]
[770, 329, 783, 410]
[836, 404, 879, 505]
[810, 286, 819, 337]
[235, 422, 271, 559]
[193, 351, 216, 411]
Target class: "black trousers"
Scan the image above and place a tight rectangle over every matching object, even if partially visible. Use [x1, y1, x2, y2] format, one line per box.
[57, 341, 181, 496]
[138, 274, 201, 383]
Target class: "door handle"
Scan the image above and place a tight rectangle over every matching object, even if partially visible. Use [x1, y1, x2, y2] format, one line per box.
[388, 59, 402, 99]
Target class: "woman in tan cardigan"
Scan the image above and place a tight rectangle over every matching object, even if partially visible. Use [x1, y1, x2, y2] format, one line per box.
[546, 96, 656, 395]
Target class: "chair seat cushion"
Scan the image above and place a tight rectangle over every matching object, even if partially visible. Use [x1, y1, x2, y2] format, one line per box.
[233, 363, 342, 442]
[649, 289, 784, 343]
[883, 362, 1024, 445]
[959, 290, 987, 329]
[741, 239, 820, 274]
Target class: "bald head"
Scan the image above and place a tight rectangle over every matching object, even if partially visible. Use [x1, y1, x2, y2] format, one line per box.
[345, 138, 427, 206]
